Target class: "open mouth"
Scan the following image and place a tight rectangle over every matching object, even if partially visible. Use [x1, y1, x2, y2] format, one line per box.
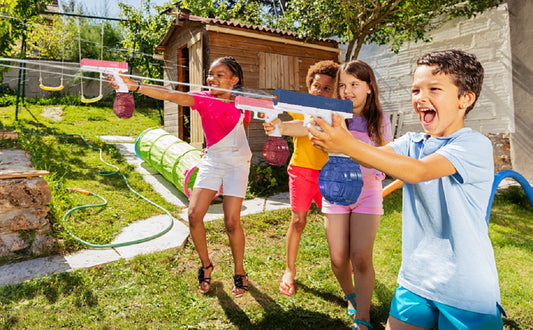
[419, 108, 436, 124]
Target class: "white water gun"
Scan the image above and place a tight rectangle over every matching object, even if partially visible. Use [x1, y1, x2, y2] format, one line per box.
[80, 59, 135, 118]
[80, 59, 129, 92]
[234, 96, 284, 137]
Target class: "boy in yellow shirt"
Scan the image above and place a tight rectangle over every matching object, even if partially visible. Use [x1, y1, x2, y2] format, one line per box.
[264, 60, 339, 296]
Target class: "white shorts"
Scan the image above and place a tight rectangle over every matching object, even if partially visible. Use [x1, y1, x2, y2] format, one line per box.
[194, 158, 250, 198]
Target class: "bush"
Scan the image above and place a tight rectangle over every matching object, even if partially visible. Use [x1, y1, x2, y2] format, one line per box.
[26, 94, 81, 106]
[247, 162, 289, 197]
[0, 83, 15, 95]
[0, 94, 16, 107]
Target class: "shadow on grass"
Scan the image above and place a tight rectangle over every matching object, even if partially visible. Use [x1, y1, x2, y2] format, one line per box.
[0, 272, 94, 306]
[295, 281, 347, 307]
[0, 270, 98, 328]
[0, 272, 100, 327]
[211, 282, 350, 329]
[298, 281, 394, 330]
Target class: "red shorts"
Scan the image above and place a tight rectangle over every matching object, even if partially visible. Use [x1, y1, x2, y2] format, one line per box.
[288, 165, 323, 212]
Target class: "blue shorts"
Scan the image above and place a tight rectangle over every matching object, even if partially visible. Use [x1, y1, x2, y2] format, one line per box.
[390, 286, 504, 330]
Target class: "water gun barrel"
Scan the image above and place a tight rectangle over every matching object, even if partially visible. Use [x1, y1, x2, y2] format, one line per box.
[273, 88, 353, 125]
[80, 59, 129, 93]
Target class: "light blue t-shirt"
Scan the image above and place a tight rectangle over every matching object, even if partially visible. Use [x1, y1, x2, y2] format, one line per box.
[388, 128, 501, 315]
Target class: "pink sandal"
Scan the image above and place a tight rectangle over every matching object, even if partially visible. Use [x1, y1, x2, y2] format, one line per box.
[279, 279, 295, 296]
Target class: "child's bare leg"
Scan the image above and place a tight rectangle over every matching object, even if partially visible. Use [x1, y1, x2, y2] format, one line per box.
[222, 195, 248, 297]
[324, 214, 355, 310]
[386, 316, 427, 330]
[188, 188, 218, 292]
[281, 210, 308, 291]
[350, 212, 380, 327]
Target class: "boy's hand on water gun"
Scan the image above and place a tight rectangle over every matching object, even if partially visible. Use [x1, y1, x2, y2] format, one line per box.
[263, 118, 282, 135]
[308, 113, 353, 154]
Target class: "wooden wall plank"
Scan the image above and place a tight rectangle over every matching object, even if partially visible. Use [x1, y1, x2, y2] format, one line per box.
[189, 38, 205, 149]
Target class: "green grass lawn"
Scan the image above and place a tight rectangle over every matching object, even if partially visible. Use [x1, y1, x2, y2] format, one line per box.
[0, 103, 531, 329]
[1, 102, 177, 256]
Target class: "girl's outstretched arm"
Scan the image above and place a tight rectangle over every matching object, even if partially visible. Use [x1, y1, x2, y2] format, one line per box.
[107, 73, 195, 107]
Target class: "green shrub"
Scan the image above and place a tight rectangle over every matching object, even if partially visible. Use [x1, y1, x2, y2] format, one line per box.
[247, 162, 289, 197]
[0, 83, 15, 95]
[0, 94, 16, 107]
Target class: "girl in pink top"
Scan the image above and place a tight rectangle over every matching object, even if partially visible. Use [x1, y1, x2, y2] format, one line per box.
[110, 57, 252, 298]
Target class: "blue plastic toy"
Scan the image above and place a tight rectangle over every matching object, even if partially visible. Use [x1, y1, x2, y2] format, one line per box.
[319, 155, 363, 206]
[486, 170, 533, 224]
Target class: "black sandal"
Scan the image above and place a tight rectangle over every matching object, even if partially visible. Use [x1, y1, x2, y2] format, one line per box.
[197, 263, 213, 293]
[232, 273, 249, 298]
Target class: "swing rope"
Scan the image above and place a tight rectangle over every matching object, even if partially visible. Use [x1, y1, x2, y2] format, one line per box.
[79, 21, 104, 103]
[23, 129, 175, 249]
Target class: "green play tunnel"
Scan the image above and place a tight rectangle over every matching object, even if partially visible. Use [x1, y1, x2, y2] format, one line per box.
[135, 127, 201, 198]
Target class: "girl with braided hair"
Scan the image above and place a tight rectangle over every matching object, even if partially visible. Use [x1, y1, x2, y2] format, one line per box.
[109, 56, 252, 298]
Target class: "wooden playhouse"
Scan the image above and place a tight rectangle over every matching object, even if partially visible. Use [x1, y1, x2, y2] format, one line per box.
[154, 8, 343, 162]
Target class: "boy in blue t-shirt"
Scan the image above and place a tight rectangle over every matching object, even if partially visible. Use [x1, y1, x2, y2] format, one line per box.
[308, 49, 504, 329]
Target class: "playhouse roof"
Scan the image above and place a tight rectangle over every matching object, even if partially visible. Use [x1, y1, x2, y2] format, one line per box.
[156, 10, 338, 53]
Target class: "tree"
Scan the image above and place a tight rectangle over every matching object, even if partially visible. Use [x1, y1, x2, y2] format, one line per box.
[279, 0, 503, 61]
[0, 0, 52, 57]
[0, 0, 52, 82]
[26, 16, 77, 61]
[60, 0, 125, 62]
[22, 0, 126, 63]
[118, 0, 174, 80]
[176, 0, 280, 21]
[0, 0, 52, 80]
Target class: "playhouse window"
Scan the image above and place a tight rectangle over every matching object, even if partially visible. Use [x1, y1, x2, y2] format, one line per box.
[259, 52, 299, 90]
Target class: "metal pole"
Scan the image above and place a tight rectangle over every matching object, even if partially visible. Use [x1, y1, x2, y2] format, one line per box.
[15, 20, 27, 121]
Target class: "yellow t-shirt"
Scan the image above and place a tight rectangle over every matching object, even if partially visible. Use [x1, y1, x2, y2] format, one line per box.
[288, 112, 328, 170]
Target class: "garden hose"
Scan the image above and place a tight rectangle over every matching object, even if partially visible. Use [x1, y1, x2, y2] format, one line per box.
[22, 130, 174, 248]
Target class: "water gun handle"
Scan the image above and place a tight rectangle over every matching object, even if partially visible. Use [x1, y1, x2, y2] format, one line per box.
[258, 113, 282, 137]
[270, 123, 282, 137]
[106, 69, 129, 93]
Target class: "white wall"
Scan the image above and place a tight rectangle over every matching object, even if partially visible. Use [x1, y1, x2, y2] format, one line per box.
[358, 3, 514, 136]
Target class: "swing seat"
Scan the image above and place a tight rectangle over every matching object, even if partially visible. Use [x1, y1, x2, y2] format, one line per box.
[39, 84, 64, 92]
[81, 95, 103, 103]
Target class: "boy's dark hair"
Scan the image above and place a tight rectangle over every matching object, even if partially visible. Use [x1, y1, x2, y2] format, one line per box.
[306, 60, 340, 88]
[213, 56, 244, 91]
[417, 49, 484, 114]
